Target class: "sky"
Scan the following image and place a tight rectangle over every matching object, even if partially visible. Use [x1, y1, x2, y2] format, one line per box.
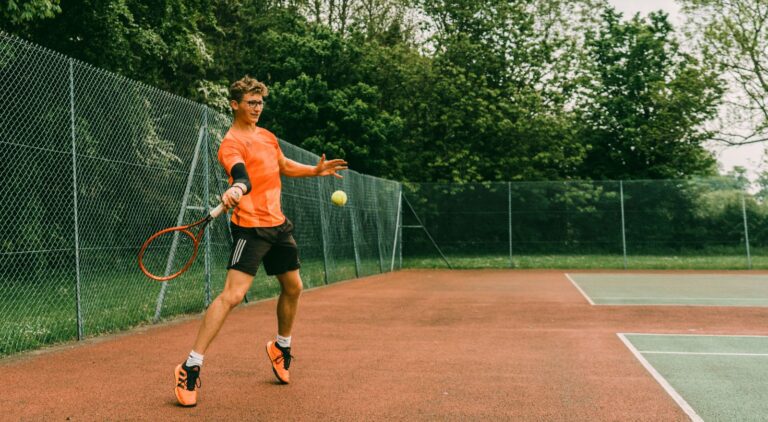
[608, 0, 766, 181]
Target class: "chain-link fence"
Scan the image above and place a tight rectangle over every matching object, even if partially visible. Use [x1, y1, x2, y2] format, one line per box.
[6, 30, 766, 358]
[0, 33, 402, 356]
[403, 179, 764, 270]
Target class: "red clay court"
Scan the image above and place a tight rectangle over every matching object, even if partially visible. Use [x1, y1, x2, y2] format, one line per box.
[4, 269, 768, 420]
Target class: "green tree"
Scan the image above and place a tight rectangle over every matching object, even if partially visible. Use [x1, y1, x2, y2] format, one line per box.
[1, 0, 217, 100]
[1, 0, 60, 25]
[407, 0, 596, 182]
[682, 0, 768, 146]
[297, 0, 417, 41]
[576, 9, 723, 180]
[205, 2, 410, 177]
[725, 165, 751, 191]
[754, 150, 768, 202]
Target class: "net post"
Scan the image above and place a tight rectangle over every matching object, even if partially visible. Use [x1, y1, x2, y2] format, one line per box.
[620, 180, 628, 270]
[742, 192, 752, 269]
[508, 182, 513, 268]
[153, 114, 207, 322]
[69, 58, 84, 341]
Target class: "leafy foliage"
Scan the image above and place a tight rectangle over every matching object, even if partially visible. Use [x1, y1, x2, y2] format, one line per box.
[682, 0, 768, 146]
[1, 0, 60, 25]
[575, 9, 722, 180]
[1, 0, 727, 183]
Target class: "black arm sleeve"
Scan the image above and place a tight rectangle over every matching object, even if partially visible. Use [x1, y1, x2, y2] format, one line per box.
[230, 163, 252, 194]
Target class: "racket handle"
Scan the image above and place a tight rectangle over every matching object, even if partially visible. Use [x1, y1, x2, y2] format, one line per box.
[210, 203, 226, 219]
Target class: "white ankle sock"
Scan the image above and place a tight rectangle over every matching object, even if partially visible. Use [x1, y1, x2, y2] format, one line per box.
[185, 350, 204, 367]
[276, 335, 291, 348]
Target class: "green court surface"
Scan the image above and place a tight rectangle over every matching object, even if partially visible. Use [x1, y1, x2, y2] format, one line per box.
[567, 273, 768, 306]
[619, 334, 768, 422]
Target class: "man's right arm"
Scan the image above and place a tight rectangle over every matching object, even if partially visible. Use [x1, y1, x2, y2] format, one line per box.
[218, 141, 251, 209]
[229, 163, 251, 194]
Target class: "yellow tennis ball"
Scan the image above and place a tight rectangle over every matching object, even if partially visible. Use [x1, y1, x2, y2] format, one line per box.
[331, 190, 347, 206]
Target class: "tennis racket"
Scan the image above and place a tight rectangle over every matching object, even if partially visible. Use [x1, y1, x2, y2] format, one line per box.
[138, 203, 226, 281]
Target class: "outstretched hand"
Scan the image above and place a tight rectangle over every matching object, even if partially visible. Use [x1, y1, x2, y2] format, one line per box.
[315, 154, 348, 179]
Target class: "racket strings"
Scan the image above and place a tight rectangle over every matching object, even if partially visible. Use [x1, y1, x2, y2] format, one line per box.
[140, 229, 198, 279]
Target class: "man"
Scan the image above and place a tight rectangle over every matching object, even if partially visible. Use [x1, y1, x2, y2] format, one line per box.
[174, 75, 347, 407]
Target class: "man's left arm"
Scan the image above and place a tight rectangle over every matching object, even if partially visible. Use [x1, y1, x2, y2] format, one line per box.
[279, 153, 348, 178]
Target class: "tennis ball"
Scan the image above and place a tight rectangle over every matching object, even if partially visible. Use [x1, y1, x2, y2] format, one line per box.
[331, 190, 347, 206]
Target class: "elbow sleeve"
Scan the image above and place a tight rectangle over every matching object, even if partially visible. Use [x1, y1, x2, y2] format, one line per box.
[230, 163, 252, 194]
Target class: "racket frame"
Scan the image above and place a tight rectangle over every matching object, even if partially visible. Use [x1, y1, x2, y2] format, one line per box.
[138, 204, 225, 281]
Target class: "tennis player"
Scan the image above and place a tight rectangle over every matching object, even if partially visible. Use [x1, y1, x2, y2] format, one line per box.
[174, 76, 347, 406]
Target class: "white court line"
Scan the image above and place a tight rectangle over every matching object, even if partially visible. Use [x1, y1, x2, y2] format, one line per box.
[594, 297, 768, 301]
[586, 303, 766, 307]
[623, 333, 768, 338]
[639, 351, 768, 357]
[617, 333, 703, 422]
[564, 273, 595, 305]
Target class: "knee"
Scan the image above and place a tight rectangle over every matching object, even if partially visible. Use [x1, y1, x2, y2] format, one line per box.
[220, 289, 247, 308]
[282, 279, 303, 299]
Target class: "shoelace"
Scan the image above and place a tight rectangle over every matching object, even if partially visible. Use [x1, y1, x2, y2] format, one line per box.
[188, 373, 202, 390]
[178, 367, 202, 391]
[275, 347, 295, 370]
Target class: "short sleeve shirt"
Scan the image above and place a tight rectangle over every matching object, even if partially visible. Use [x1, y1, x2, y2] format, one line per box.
[218, 127, 286, 227]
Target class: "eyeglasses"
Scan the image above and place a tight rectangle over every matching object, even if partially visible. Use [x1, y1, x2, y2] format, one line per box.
[244, 100, 265, 109]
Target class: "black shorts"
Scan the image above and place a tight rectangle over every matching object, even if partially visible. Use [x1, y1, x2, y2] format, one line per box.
[227, 219, 301, 276]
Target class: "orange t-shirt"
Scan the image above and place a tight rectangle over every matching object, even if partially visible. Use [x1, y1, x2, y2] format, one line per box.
[218, 127, 286, 227]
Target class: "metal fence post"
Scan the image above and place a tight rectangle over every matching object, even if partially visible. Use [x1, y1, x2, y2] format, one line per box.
[508, 182, 513, 268]
[620, 181, 628, 270]
[402, 193, 452, 269]
[202, 108, 212, 306]
[349, 177, 361, 278]
[398, 185, 403, 270]
[69, 58, 84, 341]
[742, 193, 752, 270]
[153, 119, 208, 322]
[372, 179, 386, 273]
[317, 177, 330, 284]
[390, 189, 403, 272]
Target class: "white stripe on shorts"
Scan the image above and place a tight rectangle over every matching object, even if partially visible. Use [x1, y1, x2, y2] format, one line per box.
[232, 239, 246, 266]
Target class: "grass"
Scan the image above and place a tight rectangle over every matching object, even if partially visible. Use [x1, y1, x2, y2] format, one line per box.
[403, 254, 764, 270]
[0, 256, 362, 357]
[6, 248, 762, 358]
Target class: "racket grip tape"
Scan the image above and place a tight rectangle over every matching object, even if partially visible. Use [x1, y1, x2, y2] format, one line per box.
[210, 203, 226, 219]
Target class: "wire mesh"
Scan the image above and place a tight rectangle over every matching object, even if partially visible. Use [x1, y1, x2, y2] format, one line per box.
[403, 179, 759, 269]
[0, 32, 402, 357]
[0, 34, 77, 354]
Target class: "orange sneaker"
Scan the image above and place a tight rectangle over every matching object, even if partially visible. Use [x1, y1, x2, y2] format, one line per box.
[174, 363, 201, 406]
[266, 341, 293, 384]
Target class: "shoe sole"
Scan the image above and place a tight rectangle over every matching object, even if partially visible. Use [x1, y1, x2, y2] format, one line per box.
[265, 342, 290, 384]
[174, 365, 197, 407]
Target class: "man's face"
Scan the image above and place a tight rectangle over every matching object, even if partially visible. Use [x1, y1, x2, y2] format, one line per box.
[231, 93, 264, 124]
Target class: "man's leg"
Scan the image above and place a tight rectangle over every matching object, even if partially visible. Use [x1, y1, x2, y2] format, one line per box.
[193, 268, 254, 353]
[175, 269, 253, 406]
[275, 269, 303, 336]
[266, 269, 303, 384]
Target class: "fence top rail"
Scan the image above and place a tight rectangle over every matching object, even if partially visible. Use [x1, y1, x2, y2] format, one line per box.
[405, 177, 742, 186]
